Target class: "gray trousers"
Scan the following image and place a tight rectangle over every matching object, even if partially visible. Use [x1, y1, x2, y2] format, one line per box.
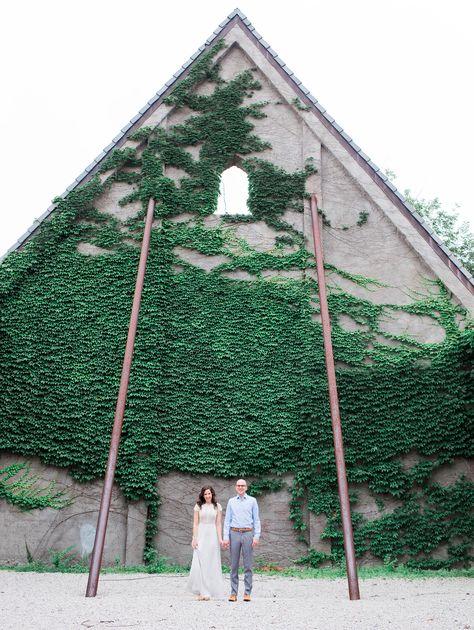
[229, 529, 253, 595]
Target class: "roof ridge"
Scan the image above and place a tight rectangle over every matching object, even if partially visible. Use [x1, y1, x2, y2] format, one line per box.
[2, 11, 472, 292]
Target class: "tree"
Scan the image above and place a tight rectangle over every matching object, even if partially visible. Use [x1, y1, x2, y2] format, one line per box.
[383, 170, 473, 276]
[403, 191, 474, 276]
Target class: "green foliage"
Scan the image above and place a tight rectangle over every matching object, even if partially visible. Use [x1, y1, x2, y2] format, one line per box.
[0, 463, 71, 511]
[163, 40, 227, 108]
[291, 97, 310, 112]
[244, 158, 315, 221]
[49, 546, 83, 570]
[404, 190, 474, 274]
[8, 546, 87, 573]
[296, 548, 331, 568]
[98, 147, 141, 173]
[356, 210, 369, 226]
[3, 559, 472, 579]
[0, 42, 472, 570]
[247, 478, 286, 497]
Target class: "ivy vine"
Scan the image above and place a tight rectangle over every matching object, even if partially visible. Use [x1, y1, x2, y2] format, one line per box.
[0, 40, 472, 568]
[0, 463, 71, 511]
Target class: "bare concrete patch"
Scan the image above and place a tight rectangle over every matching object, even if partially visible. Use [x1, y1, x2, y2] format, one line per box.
[173, 246, 231, 270]
[454, 313, 469, 330]
[430, 458, 474, 486]
[183, 143, 201, 161]
[379, 309, 446, 343]
[335, 361, 353, 369]
[123, 238, 139, 249]
[94, 181, 141, 221]
[351, 482, 403, 519]
[321, 149, 373, 230]
[326, 272, 405, 305]
[281, 209, 303, 232]
[165, 165, 191, 186]
[261, 269, 304, 280]
[272, 243, 300, 256]
[309, 512, 331, 554]
[218, 43, 254, 83]
[203, 214, 224, 229]
[166, 104, 194, 125]
[77, 243, 114, 256]
[373, 334, 404, 347]
[396, 452, 473, 490]
[170, 213, 195, 224]
[193, 81, 216, 97]
[233, 221, 279, 252]
[220, 270, 256, 281]
[338, 314, 371, 333]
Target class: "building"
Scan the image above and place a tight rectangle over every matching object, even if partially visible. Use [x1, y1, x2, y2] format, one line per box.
[0, 10, 472, 569]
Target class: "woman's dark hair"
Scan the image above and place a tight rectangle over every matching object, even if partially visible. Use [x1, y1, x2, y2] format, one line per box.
[197, 486, 217, 508]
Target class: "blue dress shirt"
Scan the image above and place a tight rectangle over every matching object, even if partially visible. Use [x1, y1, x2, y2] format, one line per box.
[224, 493, 261, 540]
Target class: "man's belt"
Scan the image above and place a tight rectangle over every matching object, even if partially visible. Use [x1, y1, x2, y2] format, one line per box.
[231, 527, 253, 532]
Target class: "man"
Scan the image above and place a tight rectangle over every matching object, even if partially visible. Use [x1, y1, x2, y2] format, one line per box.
[223, 478, 261, 602]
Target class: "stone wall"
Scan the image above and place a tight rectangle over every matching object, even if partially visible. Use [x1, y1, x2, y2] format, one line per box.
[0, 454, 145, 567]
[154, 473, 307, 567]
[1, 21, 472, 570]
[0, 458, 309, 567]
[1, 456, 472, 566]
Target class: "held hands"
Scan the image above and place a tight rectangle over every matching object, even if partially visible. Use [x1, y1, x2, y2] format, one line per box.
[220, 539, 256, 548]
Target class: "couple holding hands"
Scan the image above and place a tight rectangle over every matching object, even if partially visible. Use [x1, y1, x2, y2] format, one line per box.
[187, 479, 261, 602]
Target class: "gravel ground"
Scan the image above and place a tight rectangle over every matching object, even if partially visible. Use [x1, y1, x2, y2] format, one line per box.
[0, 571, 472, 630]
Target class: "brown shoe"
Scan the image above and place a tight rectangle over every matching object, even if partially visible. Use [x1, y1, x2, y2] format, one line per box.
[243, 593, 251, 602]
[228, 594, 237, 602]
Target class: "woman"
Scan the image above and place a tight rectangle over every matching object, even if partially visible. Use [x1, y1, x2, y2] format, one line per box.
[187, 486, 225, 600]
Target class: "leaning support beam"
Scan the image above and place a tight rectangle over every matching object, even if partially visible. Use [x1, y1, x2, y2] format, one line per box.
[309, 193, 360, 601]
[86, 197, 156, 598]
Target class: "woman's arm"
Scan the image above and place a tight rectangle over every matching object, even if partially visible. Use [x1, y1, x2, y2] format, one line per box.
[192, 509, 199, 549]
[216, 507, 223, 545]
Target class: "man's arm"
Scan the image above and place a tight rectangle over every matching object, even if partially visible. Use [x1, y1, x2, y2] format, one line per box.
[252, 498, 261, 547]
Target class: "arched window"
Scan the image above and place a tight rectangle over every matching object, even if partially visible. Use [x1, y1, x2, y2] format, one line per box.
[216, 166, 250, 215]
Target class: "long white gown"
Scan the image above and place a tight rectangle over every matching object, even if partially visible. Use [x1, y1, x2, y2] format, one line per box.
[187, 502, 225, 599]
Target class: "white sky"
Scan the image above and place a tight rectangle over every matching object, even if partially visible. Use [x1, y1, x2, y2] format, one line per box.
[1, 0, 473, 257]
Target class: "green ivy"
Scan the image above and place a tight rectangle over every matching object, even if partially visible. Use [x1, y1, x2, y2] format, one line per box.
[357, 210, 369, 226]
[291, 97, 310, 112]
[0, 463, 71, 511]
[0, 40, 472, 568]
[248, 478, 286, 497]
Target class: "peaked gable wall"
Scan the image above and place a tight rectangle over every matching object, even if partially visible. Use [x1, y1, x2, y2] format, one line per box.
[0, 16, 472, 569]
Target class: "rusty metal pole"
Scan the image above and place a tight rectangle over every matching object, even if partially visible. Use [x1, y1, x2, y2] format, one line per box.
[309, 193, 360, 600]
[86, 197, 156, 597]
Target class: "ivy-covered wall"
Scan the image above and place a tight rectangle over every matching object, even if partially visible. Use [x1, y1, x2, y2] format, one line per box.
[0, 40, 472, 568]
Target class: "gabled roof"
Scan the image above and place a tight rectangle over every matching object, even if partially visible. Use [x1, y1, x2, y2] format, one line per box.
[4, 8, 473, 294]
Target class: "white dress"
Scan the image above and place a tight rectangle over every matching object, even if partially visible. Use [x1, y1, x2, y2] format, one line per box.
[187, 502, 225, 599]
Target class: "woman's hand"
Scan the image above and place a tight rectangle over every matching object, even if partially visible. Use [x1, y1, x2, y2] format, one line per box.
[192, 537, 198, 549]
